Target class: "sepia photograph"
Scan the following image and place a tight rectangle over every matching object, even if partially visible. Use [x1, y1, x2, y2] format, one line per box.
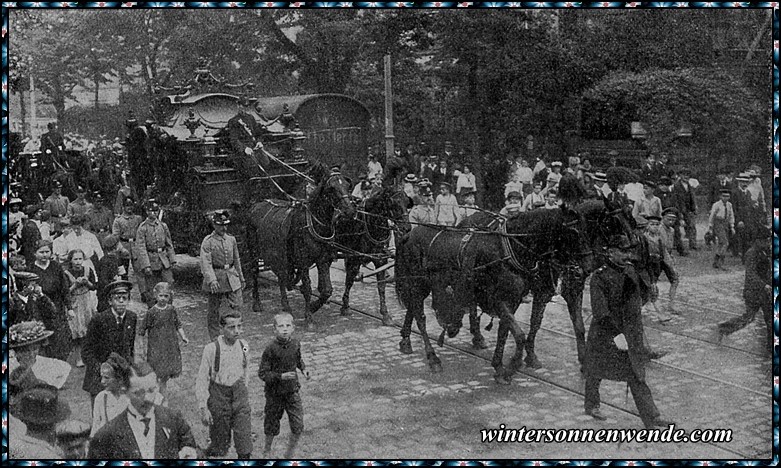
[4, 4, 775, 462]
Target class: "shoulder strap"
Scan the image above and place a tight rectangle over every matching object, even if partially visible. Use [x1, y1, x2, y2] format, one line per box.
[240, 339, 248, 370]
[211, 338, 221, 381]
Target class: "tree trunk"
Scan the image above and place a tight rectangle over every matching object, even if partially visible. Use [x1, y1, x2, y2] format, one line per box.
[94, 76, 100, 109]
[18, 90, 27, 136]
[52, 76, 66, 125]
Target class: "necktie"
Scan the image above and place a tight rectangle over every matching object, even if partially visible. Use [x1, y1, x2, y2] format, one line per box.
[140, 417, 151, 437]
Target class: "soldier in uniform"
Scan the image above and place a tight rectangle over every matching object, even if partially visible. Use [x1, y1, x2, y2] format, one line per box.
[584, 234, 673, 429]
[67, 186, 94, 224]
[88, 193, 114, 246]
[134, 200, 176, 306]
[227, 97, 268, 178]
[43, 181, 70, 236]
[112, 197, 143, 279]
[200, 210, 246, 340]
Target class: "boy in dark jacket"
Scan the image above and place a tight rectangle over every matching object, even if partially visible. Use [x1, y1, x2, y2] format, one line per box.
[259, 312, 310, 458]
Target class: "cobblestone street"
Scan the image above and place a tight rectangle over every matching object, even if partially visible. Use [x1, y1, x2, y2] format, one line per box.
[51, 234, 773, 460]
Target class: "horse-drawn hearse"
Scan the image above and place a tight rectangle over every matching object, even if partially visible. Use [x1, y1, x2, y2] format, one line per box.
[128, 65, 408, 329]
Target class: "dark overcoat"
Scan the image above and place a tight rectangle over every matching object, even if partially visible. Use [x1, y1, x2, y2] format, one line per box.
[82, 309, 137, 395]
[584, 262, 648, 382]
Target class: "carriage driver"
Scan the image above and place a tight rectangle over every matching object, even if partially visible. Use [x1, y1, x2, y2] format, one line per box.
[227, 96, 269, 178]
[200, 210, 246, 341]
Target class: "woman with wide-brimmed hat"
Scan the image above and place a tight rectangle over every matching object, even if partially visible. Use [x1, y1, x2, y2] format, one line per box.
[9, 320, 55, 395]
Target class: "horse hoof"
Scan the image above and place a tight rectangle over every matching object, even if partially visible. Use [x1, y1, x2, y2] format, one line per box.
[494, 374, 512, 385]
[472, 336, 488, 350]
[399, 339, 413, 355]
[381, 315, 395, 327]
[525, 355, 542, 369]
[340, 306, 352, 317]
[436, 333, 445, 348]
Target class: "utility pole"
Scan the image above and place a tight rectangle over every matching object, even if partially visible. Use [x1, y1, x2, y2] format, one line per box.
[384, 53, 395, 163]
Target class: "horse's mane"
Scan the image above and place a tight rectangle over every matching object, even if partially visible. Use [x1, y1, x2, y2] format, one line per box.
[574, 199, 607, 220]
[309, 161, 328, 185]
[505, 207, 574, 234]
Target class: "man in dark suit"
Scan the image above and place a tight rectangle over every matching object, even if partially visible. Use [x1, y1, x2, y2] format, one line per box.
[226, 97, 268, 178]
[672, 168, 698, 251]
[125, 115, 153, 198]
[639, 153, 658, 183]
[89, 362, 197, 459]
[82, 280, 137, 408]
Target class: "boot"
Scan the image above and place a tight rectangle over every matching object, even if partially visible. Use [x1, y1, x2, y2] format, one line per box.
[667, 283, 678, 315]
[262, 435, 274, 458]
[284, 433, 301, 459]
[712, 255, 720, 269]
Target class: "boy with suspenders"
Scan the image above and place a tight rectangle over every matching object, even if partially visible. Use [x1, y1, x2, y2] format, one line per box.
[195, 312, 252, 459]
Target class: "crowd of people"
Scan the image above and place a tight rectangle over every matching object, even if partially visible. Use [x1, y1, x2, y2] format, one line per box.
[7, 121, 772, 459]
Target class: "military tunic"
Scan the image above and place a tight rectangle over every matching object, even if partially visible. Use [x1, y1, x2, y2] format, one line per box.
[67, 199, 94, 220]
[200, 231, 245, 340]
[112, 214, 143, 261]
[134, 218, 176, 305]
[43, 194, 70, 233]
[88, 206, 114, 244]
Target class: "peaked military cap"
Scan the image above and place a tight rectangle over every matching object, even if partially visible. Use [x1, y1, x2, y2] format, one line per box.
[662, 207, 679, 217]
[14, 271, 40, 284]
[212, 210, 231, 225]
[105, 279, 133, 297]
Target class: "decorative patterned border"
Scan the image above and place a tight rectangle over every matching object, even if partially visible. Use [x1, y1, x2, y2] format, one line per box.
[1, 2, 777, 466]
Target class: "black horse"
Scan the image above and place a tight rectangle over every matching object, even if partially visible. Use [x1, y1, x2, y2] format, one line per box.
[464, 198, 636, 371]
[395, 207, 589, 383]
[247, 163, 356, 329]
[335, 186, 408, 326]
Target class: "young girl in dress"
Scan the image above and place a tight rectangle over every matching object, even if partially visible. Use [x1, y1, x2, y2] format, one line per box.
[140, 282, 189, 396]
[91, 352, 131, 438]
[65, 249, 97, 367]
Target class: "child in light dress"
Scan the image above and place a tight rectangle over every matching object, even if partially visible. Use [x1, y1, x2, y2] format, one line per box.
[64, 249, 97, 367]
[139, 282, 189, 396]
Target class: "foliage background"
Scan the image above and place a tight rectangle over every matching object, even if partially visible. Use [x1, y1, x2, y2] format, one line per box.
[9, 9, 772, 175]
